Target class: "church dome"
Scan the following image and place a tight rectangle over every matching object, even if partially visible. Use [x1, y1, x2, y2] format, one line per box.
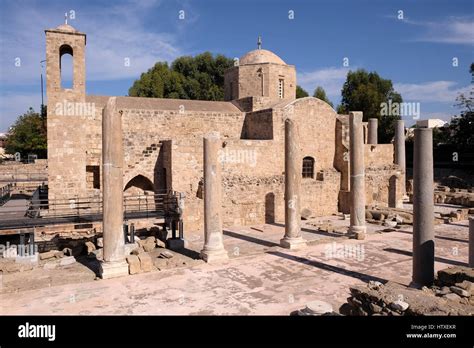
[239, 49, 286, 65]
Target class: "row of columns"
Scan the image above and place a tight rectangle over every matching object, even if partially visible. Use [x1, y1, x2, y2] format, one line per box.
[98, 97, 472, 284]
[352, 114, 437, 285]
[199, 119, 308, 262]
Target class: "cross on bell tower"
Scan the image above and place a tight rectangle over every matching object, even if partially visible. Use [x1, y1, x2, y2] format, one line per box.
[257, 35, 262, 50]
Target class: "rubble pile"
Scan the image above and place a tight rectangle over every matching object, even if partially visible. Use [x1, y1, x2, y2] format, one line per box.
[341, 267, 474, 316]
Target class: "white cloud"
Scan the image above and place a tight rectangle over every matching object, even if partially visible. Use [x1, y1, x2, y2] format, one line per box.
[0, 0, 184, 86]
[297, 67, 349, 97]
[394, 80, 471, 103]
[402, 16, 474, 45]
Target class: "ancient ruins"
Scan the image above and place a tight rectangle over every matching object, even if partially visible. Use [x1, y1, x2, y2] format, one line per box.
[0, 22, 473, 317]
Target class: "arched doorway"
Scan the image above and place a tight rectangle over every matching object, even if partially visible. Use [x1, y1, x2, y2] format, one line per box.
[124, 175, 154, 195]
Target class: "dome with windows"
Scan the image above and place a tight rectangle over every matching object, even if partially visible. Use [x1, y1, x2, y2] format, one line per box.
[239, 49, 286, 65]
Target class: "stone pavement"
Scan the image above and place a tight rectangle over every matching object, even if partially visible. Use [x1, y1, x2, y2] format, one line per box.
[0, 218, 469, 315]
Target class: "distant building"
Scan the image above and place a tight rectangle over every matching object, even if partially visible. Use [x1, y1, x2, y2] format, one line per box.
[416, 119, 448, 128]
[0, 133, 7, 159]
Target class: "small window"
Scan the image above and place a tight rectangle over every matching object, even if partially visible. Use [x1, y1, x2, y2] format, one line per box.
[278, 79, 284, 99]
[86, 166, 100, 189]
[302, 157, 314, 178]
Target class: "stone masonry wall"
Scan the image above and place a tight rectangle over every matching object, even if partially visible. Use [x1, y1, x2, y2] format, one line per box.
[0, 160, 48, 182]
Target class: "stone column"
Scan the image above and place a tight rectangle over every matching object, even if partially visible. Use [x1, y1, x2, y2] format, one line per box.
[412, 127, 435, 286]
[367, 118, 378, 144]
[394, 120, 408, 201]
[200, 132, 228, 263]
[99, 97, 129, 279]
[469, 217, 474, 267]
[349, 112, 366, 240]
[281, 118, 307, 249]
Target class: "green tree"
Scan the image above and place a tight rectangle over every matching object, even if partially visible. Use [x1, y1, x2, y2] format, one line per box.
[313, 86, 333, 107]
[336, 104, 346, 114]
[296, 85, 309, 98]
[340, 69, 402, 143]
[5, 108, 47, 158]
[128, 52, 234, 101]
[446, 63, 474, 150]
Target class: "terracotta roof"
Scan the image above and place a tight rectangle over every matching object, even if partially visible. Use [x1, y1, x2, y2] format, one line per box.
[85, 95, 242, 113]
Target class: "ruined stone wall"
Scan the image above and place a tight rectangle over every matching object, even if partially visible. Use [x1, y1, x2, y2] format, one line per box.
[273, 98, 337, 171]
[365, 144, 394, 167]
[184, 139, 284, 230]
[54, 97, 247, 231]
[364, 145, 403, 207]
[0, 160, 48, 182]
[301, 169, 341, 217]
[242, 109, 273, 139]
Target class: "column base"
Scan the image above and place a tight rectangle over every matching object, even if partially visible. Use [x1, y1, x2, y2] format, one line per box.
[349, 226, 366, 240]
[99, 260, 129, 279]
[200, 248, 229, 263]
[280, 237, 307, 250]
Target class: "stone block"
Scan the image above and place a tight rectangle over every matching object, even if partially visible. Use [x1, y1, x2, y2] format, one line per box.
[85, 241, 96, 254]
[438, 266, 474, 286]
[455, 281, 474, 295]
[60, 256, 76, 266]
[39, 251, 56, 260]
[450, 286, 470, 297]
[124, 242, 138, 255]
[390, 300, 409, 312]
[142, 240, 156, 252]
[131, 247, 145, 255]
[126, 255, 140, 275]
[138, 253, 154, 272]
[99, 260, 129, 279]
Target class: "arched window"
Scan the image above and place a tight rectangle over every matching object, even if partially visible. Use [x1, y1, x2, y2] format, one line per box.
[302, 156, 315, 178]
[59, 44, 73, 89]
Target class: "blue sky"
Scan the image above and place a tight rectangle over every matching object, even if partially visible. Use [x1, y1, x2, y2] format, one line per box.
[0, 0, 473, 131]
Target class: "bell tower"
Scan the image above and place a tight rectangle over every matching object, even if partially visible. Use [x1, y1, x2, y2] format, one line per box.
[45, 22, 86, 107]
[45, 22, 88, 200]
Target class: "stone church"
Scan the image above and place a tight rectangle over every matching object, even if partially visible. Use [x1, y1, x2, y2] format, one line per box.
[45, 23, 403, 231]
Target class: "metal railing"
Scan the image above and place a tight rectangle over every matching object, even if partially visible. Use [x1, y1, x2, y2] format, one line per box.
[0, 183, 13, 206]
[0, 189, 183, 232]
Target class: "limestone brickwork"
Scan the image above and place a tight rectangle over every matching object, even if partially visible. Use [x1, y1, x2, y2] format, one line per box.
[45, 23, 403, 232]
